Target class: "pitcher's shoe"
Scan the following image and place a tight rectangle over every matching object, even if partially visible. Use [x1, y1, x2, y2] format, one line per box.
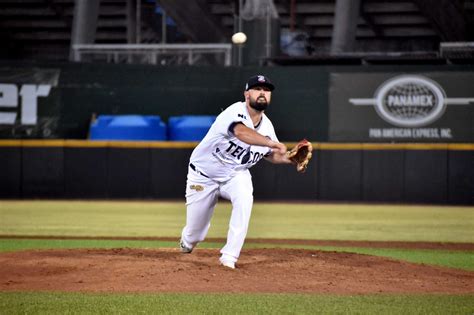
[179, 239, 193, 253]
[219, 257, 236, 269]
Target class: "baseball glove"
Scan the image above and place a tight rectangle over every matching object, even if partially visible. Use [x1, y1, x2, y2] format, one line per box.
[287, 139, 313, 173]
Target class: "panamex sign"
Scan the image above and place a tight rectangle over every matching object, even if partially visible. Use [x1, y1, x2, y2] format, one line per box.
[0, 68, 59, 138]
[349, 75, 473, 127]
[329, 72, 474, 142]
[0, 84, 51, 125]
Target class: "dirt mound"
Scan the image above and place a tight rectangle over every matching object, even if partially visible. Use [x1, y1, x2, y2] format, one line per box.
[1, 248, 473, 294]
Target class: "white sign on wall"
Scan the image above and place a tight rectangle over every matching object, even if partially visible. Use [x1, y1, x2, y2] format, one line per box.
[329, 72, 474, 142]
[0, 68, 59, 138]
[0, 84, 52, 125]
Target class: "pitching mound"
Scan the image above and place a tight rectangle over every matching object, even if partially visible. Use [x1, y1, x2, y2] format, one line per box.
[1, 248, 473, 294]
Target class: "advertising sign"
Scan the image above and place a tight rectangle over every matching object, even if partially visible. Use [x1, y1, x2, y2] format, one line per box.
[329, 72, 474, 142]
[0, 68, 60, 138]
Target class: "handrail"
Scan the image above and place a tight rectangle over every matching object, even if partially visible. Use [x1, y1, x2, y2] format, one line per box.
[71, 43, 233, 66]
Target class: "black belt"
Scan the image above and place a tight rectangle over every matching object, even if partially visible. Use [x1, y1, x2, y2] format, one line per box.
[190, 163, 209, 178]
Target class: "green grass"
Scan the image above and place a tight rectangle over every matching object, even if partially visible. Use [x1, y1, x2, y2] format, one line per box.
[322, 247, 474, 271]
[1, 201, 473, 242]
[1, 292, 473, 315]
[0, 201, 473, 314]
[0, 239, 472, 271]
[0, 201, 185, 238]
[0, 239, 179, 252]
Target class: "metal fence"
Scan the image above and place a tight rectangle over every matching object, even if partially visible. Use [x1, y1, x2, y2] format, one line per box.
[440, 42, 474, 61]
[71, 44, 233, 66]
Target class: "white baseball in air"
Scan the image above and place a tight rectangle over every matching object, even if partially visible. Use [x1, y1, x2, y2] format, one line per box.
[232, 32, 247, 44]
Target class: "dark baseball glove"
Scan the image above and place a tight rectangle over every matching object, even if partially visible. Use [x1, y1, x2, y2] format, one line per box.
[287, 139, 313, 173]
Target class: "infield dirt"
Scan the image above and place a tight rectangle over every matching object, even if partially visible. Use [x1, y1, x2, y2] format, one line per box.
[1, 248, 473, 294]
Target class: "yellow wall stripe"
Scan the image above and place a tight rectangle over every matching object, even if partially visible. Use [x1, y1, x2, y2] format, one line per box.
[0, 140, 472, 151]
[19, 140, 66, 147]
[448, 143, 474, 151]
[319, 143, 363, 150]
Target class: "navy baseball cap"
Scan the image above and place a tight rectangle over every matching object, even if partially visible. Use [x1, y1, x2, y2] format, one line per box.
[245, 75, 275, 91]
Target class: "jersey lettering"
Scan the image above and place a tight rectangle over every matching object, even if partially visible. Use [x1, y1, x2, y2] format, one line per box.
[252, 152, 263, 163]
[231, 145, 243, 157]
[221, 140, 266, 165]
[225, 141, 237, 152]
[241, 149, 251, 164]
[237, 147, 246, 159]
[227, 140, 245, 158]
[240, 149, 264, 165]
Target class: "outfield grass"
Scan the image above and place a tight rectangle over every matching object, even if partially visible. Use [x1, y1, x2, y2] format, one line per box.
[1, 201, 473, 242]
[1, 292, 473, 315]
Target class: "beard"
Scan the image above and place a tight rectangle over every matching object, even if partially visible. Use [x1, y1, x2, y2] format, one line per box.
[249, 96, 269, 112]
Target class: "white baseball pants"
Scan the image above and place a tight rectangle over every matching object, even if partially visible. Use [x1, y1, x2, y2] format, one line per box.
[181, 166, 254, 264]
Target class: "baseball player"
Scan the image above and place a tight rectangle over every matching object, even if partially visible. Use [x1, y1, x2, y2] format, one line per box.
[179, 74, 294, 269]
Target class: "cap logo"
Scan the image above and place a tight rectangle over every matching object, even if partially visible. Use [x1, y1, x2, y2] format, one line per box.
[257, 75, 265, 82]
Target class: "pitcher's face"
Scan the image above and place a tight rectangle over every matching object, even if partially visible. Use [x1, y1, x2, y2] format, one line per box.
[246, 86, 272, 112]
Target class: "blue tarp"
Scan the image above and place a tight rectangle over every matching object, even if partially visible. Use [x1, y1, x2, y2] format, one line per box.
[168, 115, 216, 141]
[90, 115, 167, 141]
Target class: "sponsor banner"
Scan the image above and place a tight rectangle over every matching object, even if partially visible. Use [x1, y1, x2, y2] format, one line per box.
[0, 68, 60, 138]
[329, 72, 474, 142]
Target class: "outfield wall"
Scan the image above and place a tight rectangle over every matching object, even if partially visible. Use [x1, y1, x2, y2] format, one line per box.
[1, 61, 473, 142]
[1, 141, 472, 205]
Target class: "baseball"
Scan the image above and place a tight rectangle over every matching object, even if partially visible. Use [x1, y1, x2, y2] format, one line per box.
[232, 32, 247, 45]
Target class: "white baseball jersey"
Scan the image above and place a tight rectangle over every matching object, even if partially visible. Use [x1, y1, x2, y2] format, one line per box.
[189, 101, 278, 182]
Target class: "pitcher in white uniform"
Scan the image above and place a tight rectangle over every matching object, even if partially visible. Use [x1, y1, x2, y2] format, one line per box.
[180, 75, 293, 269]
